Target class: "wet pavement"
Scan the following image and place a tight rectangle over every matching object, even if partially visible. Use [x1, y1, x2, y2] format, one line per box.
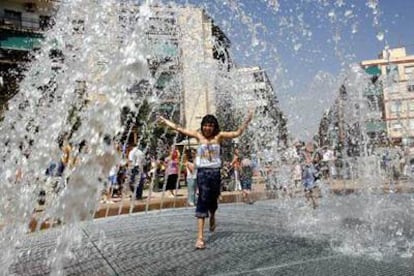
[9, 194, 414, 275]
[28, 178, 414, 232]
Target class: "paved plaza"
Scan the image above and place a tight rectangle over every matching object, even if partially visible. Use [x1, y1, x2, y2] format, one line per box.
[9, 194, 414, 276]
[92, 179, 414, 220]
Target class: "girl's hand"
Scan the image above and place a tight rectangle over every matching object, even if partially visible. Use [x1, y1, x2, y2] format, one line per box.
[158, 116, 167, 124]
[158, 116, 175, 129]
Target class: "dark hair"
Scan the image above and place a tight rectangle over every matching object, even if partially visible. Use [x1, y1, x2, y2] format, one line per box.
[185, 149, 193, 162]
[103, 134, 112, 146]
[57, 131, 69, 148]
[200, 114, 220, 137]
[79, 140, 87, 153]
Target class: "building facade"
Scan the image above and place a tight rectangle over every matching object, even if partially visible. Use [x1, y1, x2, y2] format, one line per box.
[174, 7, 232, 130]
[127, 5, 232, 131]
[231, 66, 288, 148]
[0, 0, 57, 114]
[318, 72, 386, 157]
[1, 2, 286, 155]
[361, 47, 414, 149]
[320, 47, 414, 157]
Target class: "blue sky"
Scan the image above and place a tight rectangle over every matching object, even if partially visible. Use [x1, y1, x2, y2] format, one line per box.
[177, 0, 414, 139]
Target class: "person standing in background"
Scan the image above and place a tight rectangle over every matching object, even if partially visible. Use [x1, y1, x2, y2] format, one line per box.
[165, 147, 180, 198]
[231, 148, 241, 191]
[128, 141, 145, 200]
[185, 149, 197, 206]
[240, 156, 254, 204]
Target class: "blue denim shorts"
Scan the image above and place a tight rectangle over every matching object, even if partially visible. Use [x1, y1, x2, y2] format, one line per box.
[196, 168, 221, 218]
[108, 175, 118, 186]
[241, 178, 252, 190]
[302, 165, 316, 190]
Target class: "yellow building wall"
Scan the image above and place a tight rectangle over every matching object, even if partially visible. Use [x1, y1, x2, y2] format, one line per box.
[178, 8, 217, 131]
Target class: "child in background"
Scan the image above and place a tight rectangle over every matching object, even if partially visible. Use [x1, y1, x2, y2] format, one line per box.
[240, 157, 254, 204]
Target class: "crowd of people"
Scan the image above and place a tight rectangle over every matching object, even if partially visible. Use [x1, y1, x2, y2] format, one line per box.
[37, 127, 331, 222]
[35, 110, 414, 251]
[42, 127, 409, 214]
[38, 130, 257, 210]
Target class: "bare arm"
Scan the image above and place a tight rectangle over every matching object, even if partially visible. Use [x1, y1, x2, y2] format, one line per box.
[159, 116, 199, 138]
[186, 161, 195, 173]
[219, 109, 254, 140]
[230, 155, 239, 167]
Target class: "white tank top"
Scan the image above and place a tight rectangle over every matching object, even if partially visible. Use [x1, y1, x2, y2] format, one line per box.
[195, 144, 221, 169]
[186, 165, 196, 179]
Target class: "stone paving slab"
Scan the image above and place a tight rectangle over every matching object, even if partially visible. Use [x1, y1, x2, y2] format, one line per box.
[8, 196, 414, 276]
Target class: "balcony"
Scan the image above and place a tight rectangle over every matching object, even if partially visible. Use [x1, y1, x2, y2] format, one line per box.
[0, 32, 42, 51]
[365, 121, 386, 133]
[363, 86, 383, 96]
[365, 111, 383, 120]
[152, 42, 179, 58]
[239, 82, 267, 91]
[364, 65, 381, 76]
[0, 15, 48, 33]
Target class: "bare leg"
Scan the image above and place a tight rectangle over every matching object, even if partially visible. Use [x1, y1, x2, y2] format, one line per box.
[197, 218, 205, 239]
[241, 190, 246, 201]
[245, 190, 253, 204]
[196, 218, 206, 249]
[209, 212, 216, 232]
[310, 194, 317, 209]
[306, 190, 318, 209]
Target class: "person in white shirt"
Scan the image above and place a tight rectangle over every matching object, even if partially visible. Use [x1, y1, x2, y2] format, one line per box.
[128, 142, 145, 200]
[184, 149, 197, 206]
[322, 147, 335, 179]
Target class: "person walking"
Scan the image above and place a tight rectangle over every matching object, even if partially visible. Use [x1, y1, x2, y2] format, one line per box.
[127, 141, 146, 200]
[185, 149, 197, 206]
[159, 110, 253, 249]
[240, 156, 254, 204]
[300, 142, 321, 209]
[231, 148, 242, 191]
[165, 147, 180, 197]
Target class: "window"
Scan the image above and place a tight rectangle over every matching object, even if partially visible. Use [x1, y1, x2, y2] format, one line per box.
[389, 83, 400, 93]
[253, 72, 264, 82]
[391, 122, 402, 131]
[148, 17, 177, 35]
[4, 10, 22, 27]
[409, 102, 414, 112]
[24, 3, 36, 13]
[386, 65, 399, 82]
[404, 65, 414, 77]
[155, 72, 176, 90]
[72, 20, 84, 34]
[389, 102, 400, 114]
[153, 41, 178, 58]
[39, 16, 51, 30]
[408, 84, 414, 92]
[409, 120, 414, 130]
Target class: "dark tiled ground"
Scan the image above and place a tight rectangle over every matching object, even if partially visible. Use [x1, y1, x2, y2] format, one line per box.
[8, 196, 414, 276]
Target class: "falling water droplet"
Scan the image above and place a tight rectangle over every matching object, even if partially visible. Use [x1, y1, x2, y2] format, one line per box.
[344, 10, 353, 18]
[376, 31, 384, 41]
[251, 37, 259, 47]
[351, 24, 358, 34]
[293, 43, 302, 52]
[367, 0, 378, 10]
